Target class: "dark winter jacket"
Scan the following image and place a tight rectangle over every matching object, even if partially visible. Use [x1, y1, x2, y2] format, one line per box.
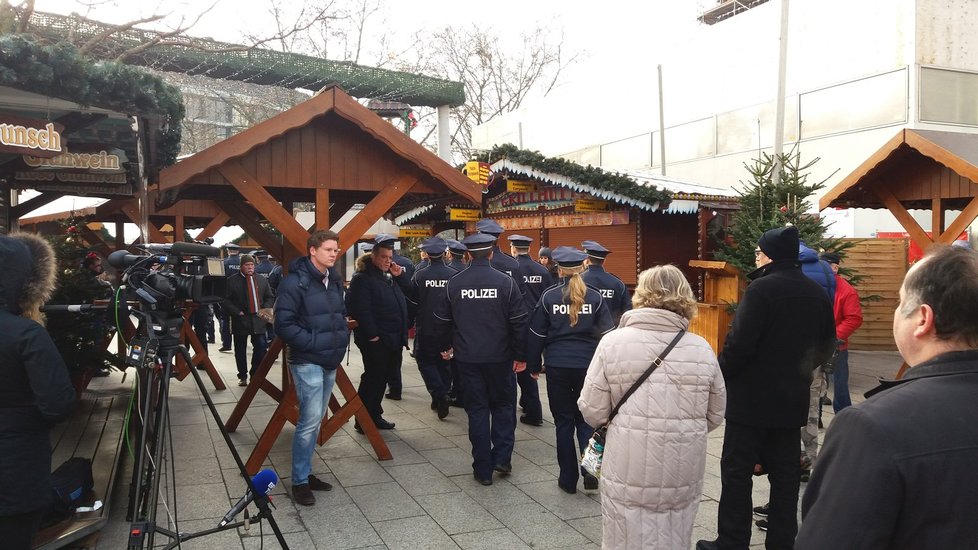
[719, 260, 835, 428]
[799, 243, 836, 301]
[797, 350, 978, 549]
[0, 234, 76, 516]
[224, 271, 275, 335]
[346, 260, 409, 351]
[274, 256, 349, 368]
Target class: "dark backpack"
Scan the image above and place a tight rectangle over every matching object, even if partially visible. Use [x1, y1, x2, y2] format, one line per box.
[41, 457, 95, 527]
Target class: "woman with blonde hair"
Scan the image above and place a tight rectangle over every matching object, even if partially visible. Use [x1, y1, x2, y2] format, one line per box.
[579, 264, 726, 549]
[527, 247, 614, 494]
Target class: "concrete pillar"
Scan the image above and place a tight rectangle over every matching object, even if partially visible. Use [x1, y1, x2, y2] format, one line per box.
[437, 105, 452, 163]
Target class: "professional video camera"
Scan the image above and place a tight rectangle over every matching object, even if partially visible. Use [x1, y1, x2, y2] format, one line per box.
[108, 241, 227, 313]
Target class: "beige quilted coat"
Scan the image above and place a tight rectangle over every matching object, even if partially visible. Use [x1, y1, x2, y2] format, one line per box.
[579, 307, 726, 549]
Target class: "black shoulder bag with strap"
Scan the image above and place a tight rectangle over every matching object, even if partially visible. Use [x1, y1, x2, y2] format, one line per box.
[581, 329, 686, 477]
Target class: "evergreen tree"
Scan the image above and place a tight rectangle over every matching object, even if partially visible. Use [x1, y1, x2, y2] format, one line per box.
[715, 149, 851, 276]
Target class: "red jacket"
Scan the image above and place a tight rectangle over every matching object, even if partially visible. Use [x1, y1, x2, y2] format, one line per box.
[833, 275, 862, 350]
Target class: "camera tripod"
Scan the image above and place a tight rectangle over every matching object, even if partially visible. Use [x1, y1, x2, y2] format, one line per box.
[124, 311, 288, 549]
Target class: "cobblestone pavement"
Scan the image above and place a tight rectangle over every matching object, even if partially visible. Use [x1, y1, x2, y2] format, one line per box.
[90, 344, 903, 549]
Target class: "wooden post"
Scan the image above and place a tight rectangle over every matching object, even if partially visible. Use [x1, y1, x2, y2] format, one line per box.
[172, 305, 226, 390]
[315, 188, 330, 231]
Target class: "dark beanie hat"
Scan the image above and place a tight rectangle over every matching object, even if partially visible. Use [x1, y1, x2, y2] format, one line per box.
[758, 226, 800, 262]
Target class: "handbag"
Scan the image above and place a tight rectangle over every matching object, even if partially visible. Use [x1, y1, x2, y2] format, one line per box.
[581, 330, 686, 478]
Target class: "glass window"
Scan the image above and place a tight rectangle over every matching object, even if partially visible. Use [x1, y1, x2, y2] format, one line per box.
[920, 67, 978, 126]
[800, 69, 907, 139]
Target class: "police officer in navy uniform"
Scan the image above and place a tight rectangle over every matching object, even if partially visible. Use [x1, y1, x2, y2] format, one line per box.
[217, 243, 242, 352]
[347, 234, 410, 431]
[446, 239, 468, 272]
[508, 234, 554, 426]
[475, 219, 526, 294]
[407, 236, 458, 419]
[581, 240, 631, 325]
[528, 247, 615, 494]
[434, 233, 528, 485]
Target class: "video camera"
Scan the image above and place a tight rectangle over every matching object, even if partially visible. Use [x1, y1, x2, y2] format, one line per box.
[108, 241, 227, 314]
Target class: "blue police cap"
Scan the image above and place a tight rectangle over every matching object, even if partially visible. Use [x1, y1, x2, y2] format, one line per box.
[475, 218, 504, 236]
[552, 246, 587, 268]
[582, 240, 610, 259]
[446, 239, 466, 254]
[507, 234, 533, 247]
[361, 242, 374, 253]
[461, 232, 496, 252]
[420, 236, 448, 256]
[224, 243, 240, 250]
[374, 233, 398, 249]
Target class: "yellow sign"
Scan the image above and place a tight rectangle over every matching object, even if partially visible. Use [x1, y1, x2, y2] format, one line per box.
[0, 117, 63, 155]
[399, 228, 430, 238]
[507, 179, 537, 193]
[450, 208, 482, 221]
[574, 199, 610, 212]
[463, 161, 490, 185]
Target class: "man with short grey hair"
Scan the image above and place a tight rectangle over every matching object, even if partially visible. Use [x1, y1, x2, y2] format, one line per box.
[796, 245, 978, 548]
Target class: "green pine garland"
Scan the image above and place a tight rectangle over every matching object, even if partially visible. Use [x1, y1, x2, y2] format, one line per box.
[0, 34, 184, 167]
[474, 143, 672, 208]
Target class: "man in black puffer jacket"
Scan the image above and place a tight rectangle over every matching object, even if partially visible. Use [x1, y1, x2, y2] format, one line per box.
[274, 230, 349, 506]
[0, 233, 76, 549]
[698, 226, 835, 550]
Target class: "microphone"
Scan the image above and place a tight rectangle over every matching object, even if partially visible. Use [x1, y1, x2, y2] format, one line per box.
[218, 469, 277, 527]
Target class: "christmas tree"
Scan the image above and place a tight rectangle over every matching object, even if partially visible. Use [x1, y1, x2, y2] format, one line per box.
[715, 149, 850, 276]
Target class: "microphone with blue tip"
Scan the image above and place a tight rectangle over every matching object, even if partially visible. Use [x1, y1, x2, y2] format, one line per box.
[219, 469, 278, 527]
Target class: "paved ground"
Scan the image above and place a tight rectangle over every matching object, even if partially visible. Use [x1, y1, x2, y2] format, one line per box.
[88, 341, 904, 549]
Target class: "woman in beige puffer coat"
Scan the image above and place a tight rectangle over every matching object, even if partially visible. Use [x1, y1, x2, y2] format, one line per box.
[579, 265, 726, 549]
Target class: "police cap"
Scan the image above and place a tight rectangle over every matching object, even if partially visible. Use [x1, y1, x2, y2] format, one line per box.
[461, 232, 496, 252]
[224, 243, 241, 250]
[374, 233, 398, 249]
[507, 234, 533, 247]
[475, 218, 505, 236]
[361, 242, 374, 253]
[582, 240, 610, 259]
[552, 246, 587, 268]
[446, 239, 466, 254]
[420, 236, 448, 256]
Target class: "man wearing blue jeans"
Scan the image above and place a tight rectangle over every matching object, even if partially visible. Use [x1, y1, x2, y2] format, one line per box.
[274, 230, 350, 506]
[819, 252, 863, 413]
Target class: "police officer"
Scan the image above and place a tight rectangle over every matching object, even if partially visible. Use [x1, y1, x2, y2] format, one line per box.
[446, 239, 468, 272]
[415, 249, 430, 272]
[255, 250, 274, 278]
[508, 234, 554, 426]
[407, 236, 458, 419]
[434, 233, 528, 485]
[217, 243, 242, 352]
[581, 240, 631, 325]
[475, 219, 525, 293]
[528, 247, 614, 494]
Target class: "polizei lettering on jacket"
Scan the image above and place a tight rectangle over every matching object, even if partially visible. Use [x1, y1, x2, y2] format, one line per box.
[524, 275, 543, 284]
[553, 303, 593, 315]
[599, 289, 615, 298]
[461, 288, 498, 299]
[425, 279, 448, 288]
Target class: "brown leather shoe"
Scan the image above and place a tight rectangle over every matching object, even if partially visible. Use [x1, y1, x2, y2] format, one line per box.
[307, 474, 333, 491]
[292, 483, 315, 506]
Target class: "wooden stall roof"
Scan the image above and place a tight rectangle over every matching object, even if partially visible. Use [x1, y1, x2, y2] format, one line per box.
[159, 85, 481, 205]
[820, 129, 978, 210]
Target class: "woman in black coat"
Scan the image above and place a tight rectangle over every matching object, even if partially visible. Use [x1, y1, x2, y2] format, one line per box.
[0, 233, 76, 549]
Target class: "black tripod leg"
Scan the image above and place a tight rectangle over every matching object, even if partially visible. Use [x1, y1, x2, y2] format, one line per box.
[176, 344, 290, 549]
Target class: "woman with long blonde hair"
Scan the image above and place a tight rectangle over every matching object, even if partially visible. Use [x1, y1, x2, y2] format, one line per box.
[527, 247, 615, 494]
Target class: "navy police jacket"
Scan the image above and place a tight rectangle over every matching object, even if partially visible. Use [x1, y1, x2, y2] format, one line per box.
[527, 280, 614, 372]
[224, 254, 241, 275]
[490, 245, 527, 294]
[408, 261, 458, 356]
[274, 256, 350, 369]
[582, 265, 630, 324]
[347, 262, 409, 351]
[434, 257, 528, 363]
[515, 254, 554, 309]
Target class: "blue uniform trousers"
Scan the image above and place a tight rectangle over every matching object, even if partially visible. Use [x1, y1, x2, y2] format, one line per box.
[416, 353, 452, 400]
[217, 306, 232, 348]
[457, 360, 516, 479]
[233, 332, 268, 381]
[545, 366, 593, 488]
[517, 370, 543, 422]
[191, 305, 211, 355]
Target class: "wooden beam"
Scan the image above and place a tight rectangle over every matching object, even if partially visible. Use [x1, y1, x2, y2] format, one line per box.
[938, 196, 978, 245]
[218, 201, 286, 260]
[217, 162, 310, 255]
[315, 188, 329, 231]
[11, 192, 64, 219]
[337, 174, 419, 252]
[932, 197, 944, 239]
[195, 209, 230, 241]
[115, 221, 125, 250]
[819, 130, 907, 210]
[120, 202, 167, 244]
[872, 182, 933, 251]
[174, 213, 185, 243]
[78, 225, 112, 257]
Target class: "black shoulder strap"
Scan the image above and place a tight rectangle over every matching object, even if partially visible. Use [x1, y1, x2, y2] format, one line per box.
[607, 329, 686, 424]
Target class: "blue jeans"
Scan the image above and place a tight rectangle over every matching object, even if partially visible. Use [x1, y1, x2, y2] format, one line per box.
[289, 363, 337, 486]
[832, 349, 852, 412]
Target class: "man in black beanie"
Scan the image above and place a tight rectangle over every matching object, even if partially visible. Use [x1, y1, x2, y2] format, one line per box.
[698, 226, 836, 550]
